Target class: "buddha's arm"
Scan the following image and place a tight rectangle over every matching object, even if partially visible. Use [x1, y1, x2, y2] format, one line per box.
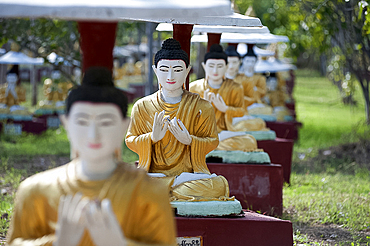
[7, 184, 56, 246]
[224, 85, 246, 123]
[125, 103, 153, 171]
[190, 102, 219, 174]
[17, 87, 26, 102]
[126, 179, 177, 246]
[256, 76, 267, 98]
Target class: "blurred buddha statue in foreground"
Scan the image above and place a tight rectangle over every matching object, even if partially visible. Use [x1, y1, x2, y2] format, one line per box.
[190, 44, 270, 151]
[126, 39, 235, 205]
[229, 45, 273, 116]
[7, 67, 176, 246]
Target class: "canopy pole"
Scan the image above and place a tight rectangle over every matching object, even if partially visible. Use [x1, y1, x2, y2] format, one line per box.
[78, 21, 118, 77]
[173, 24, 193, 90]
[207, 33, 221, 52]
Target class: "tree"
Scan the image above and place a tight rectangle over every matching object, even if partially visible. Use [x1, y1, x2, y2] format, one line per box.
[234, 0, 370, 124]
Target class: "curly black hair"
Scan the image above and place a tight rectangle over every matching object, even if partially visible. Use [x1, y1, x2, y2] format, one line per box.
[154, 38, 189, 67]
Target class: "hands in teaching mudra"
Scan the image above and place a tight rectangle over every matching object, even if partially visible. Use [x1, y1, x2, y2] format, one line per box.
[204, 88, 228, 113]
[151, 110, 192, 145]
[54, 194, 127, 246]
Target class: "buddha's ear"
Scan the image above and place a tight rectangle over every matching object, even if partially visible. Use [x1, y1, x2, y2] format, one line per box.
[121, 118, 131, 137]
[186, 65, 192, 76]
[152, 65, 157, 76]
[59, 114, 68, 131]
[201, 62, 206, 71]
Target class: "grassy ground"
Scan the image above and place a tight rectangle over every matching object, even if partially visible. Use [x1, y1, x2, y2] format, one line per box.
[1, 70, 370, 244]
[286, 69, 370, 245]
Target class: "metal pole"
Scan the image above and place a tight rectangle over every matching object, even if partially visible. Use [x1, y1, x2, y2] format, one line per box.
[31, 64, 37, 106]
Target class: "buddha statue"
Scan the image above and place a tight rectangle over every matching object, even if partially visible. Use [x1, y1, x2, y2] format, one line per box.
[263, 72, 292, 121]
[0, 73, 26, 108]
[230, 45, 273, 116]
[190, 44, 272, 151]
[40, 70, 72, 110]
[125, 39, 235, 204]
[7, 67, 176, 246]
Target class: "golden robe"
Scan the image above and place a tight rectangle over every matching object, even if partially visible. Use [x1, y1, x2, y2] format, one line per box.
[125, 90, 232, 201]
[0, 84, 26, 107]
[189, 78, 267, 132]
[234, 74, 268, 107]
[7, 161, 176, 246]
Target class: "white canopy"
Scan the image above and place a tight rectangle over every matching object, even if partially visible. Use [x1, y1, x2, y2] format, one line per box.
[0, 0, 233, 21]
[237, 44, 275, 57]
[254, 57, 295, 73]
[192, 32, 289, 44]
[156, 23, 269, 33]
[127, 13, 262, 27]
[0, 51, 44, 65]
[47, 52, 80, 66]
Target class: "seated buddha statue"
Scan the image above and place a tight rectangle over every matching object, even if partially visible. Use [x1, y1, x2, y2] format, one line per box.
[40, 70, 72, 110]
[0, 73, 26, 108]
[190, 44, 271, 151]
[263, 72, 292, 121]
[125, 39, 234, 203]
[229, 45, 273, 116]
[7, 67, 176, 246]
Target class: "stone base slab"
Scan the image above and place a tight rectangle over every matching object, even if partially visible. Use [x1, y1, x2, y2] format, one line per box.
[171, 200, 242, 217]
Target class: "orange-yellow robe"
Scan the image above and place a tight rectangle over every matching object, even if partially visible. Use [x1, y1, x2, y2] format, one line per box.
[7, 161, 176, 246]
[189, 78, 267, 132]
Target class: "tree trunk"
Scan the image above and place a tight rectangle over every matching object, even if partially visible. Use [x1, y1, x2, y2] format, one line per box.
[359, 78, 370, 124]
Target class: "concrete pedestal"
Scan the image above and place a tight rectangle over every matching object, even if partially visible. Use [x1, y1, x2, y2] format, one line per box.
[207, 163, 283, 216]
[265, 121, 302, 140]
[257, 138, 293, 184]
[176, 211, 293, 246]
[1, 118, 47, 135]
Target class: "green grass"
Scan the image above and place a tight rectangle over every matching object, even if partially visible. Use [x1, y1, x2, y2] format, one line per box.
[284, 173, 370, 231]
[294, 69, 366, 151]
[286, 69, 370, 245]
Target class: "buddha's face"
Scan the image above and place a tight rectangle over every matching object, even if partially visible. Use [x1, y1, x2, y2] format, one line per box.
[153, 59, 191, 92]
[7, 74, 17, 86]
[266, 77, 278, 91]
[63, 102, 128, 161]
[51, 71, 61, 80]
[202, 59, 227, 82]
[227, 56, 240, 75]
[242, 56, 257, 76]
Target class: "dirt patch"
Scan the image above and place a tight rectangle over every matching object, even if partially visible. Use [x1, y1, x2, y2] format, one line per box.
[2, 155, 69, 175]
[293, 222, 370, 245]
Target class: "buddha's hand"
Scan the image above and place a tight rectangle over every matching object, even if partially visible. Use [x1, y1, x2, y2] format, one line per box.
[53, 193, 89, 246]
[84, 199, 127, 246]
[151, 110, 169, 143]
[203, 89, 215, 102]
[168, 117, 192, 145]
[212, 94, 228, 113]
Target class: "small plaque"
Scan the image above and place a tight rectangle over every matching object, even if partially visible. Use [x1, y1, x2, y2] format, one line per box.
[176, 236, 202, 246]
[47, 116, 61, 128]
[4, 123, 22, 135]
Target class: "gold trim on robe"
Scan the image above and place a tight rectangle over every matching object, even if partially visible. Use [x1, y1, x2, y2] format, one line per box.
[7, 161, 176, 246]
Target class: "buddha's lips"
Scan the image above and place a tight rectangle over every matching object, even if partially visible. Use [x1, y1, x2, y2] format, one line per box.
[213, 74, 218, 76]
[88, 143, 102, 149]
[166, 81, 176, 84]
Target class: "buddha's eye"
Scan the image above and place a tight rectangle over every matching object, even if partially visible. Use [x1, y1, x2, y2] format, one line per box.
[174, 68, 183, 72]
[75, 118, 89, 126]
[99, 119, 115, 127]
[160, 68, 169, 72]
